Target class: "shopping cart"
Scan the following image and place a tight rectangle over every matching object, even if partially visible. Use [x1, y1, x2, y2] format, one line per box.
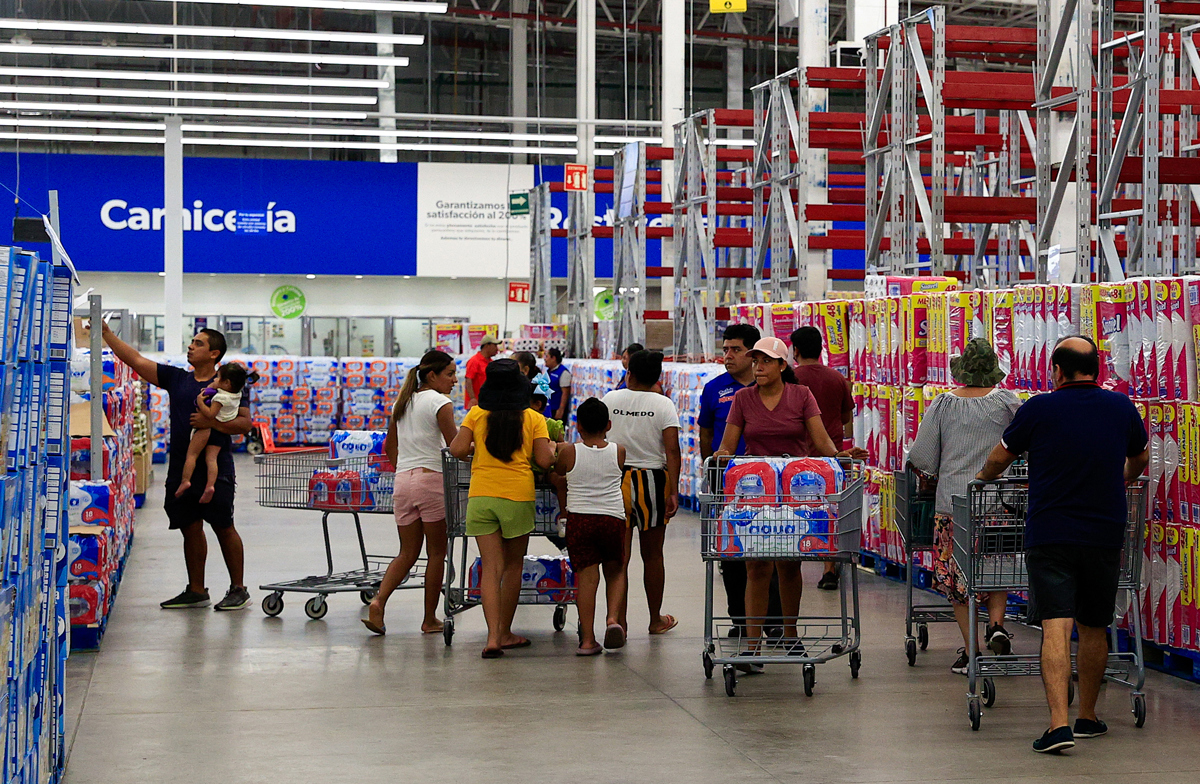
[894, 465, 954, 665]
[699, 457, 865, 697]
[951, 477, 1149, 731]
[255, 450, 426, 619]
[440, 449, 576, 646]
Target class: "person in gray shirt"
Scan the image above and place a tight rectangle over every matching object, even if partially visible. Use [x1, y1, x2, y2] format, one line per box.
[907, 339, 1022, 675]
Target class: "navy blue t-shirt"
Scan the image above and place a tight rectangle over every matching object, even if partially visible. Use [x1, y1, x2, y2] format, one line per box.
[158, 363, 250, 485]
[1001, 382, 1148, 549]
[698, 372, 750, 455]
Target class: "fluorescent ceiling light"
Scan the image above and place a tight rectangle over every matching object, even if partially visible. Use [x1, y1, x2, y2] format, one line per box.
[0, 100, 368, 119]
[182, 123, 574, 141]
[147, 0, 448, 13]
[594, 135, 663, 144]
[0, 43, 409, 68]
[0, 131, 160, 143]
[0, 19, 423, 46]
[0, 85, 378, 105]
[0, 117, 164, 130]
[0, 66, 386, 89]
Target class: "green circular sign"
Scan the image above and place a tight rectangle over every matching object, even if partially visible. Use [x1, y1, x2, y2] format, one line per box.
[270, 285, 307, 319]
[594, 288, 615, 320]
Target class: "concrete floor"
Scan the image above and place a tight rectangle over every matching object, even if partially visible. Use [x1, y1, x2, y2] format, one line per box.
[64, 456, 1200, 784]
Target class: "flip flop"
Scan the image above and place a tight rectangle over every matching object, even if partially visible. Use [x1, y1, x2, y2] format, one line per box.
[421, 624, 444, 635]
[576, 644, 604, 656]
[500, 637, 532, 650]
[361, 619, 386, 636]
[603, 624, 626, 650]
[481, 647, 504, 659]
[648, 615, 679, 635]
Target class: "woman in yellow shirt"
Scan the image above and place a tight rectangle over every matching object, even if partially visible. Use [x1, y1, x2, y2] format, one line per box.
[450, 359, 555, 658]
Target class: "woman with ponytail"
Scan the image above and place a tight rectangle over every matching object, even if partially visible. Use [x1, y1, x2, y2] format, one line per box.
[450, 359, 555, 658]
[363, 350, 458, 636]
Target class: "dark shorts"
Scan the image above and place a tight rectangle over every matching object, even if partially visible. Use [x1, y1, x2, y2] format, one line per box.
[1026, 544, 1121, 628]
[621, 468, 669, 531]
[565, 513, 626, 570]
[164, 475, 237, 531]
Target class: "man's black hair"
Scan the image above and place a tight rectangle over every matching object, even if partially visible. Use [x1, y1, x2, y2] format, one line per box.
[546, 347, 564, 362]
[722, 323, 760, 351]
[790, 326, 824, 360]
[628, 350, 664, 387]
[623, 342, 645, 356]
[199, 328, 227, 362]
[218, 362, 248, 393]
[1051, 335, 1100, 380]
[575, 397, 610, 435]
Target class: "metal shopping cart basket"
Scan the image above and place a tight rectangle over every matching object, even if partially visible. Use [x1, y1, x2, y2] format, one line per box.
[255, 450, 425, 620]
[440, 449, 576, 646]
[895, 460, 1028, 666]
[699, 456, 866, 697]
[951, 477, 1150, 731]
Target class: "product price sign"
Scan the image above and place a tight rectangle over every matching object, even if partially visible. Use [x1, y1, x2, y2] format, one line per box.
[508, 281, 531, 304]
[564, 164, 589, 192]
[270, 285, 307, 320]
[710, 0, 746, 10]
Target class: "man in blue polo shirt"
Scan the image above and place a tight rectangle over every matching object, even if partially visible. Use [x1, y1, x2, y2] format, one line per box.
[978, 336, 1149, 754]
[699, 323, 781, 637]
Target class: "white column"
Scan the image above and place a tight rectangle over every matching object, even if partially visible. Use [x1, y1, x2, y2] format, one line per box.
[376, 11, 398, 163]
[512, 0, 529, 164]
[163, 116, 184, 355]
[661, 0, 685, 317]
[802, 0, 830, 300]
[576, 0, 596, 168]
[1048, 0, 1078, 283]
[847, 0, 898, 44]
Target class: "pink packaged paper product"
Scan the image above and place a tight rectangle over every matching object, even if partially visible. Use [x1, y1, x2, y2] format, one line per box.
[1084, 283, 1134, 394]
[1030, 286, 1048, 391]
[1130, 279, 1155, 398]
[722, 459, 779, 505]
[902, 294, 930, 385]
[67, 481, 114, 526]
[1154, 279, 1172, 399]
[780, 457, 844, 502]
[816, 301, 850, 375]
[849, 300, 867, 382]
[770, 303, 797, 344]
[1185, 277, 1200, 400]
[984, 290, 1014, 388]
[1169, 278, 1188, 400]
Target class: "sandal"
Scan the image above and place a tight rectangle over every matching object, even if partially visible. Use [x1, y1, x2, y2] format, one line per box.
[603, 624, 626, 650]
[500, 636, 532, 650]
[361, 619, 386, 636]
[481, 648, 504, 659]
[576, 644, 604, 656]
[648, 614, 679, 635]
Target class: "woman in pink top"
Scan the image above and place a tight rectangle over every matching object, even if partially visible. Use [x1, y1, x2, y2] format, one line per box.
[715, 337, 859, 666]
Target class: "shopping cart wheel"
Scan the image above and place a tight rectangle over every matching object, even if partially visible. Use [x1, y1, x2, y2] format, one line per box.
[849, 650, 861, 679]
[802, 664, 815, 697]
[553, 604, 568, 632]
[262, 592, 284, 617]
[917, 624, 929, 651]
[905, 638, 917, 667]
[246, 439, 264, 457]
[359, 590, 377, 605]
[723, 665, 737, 697]
[443, 617, 455, 646]
[703, 652, 714, 680]
[968, 697, 982, 731]
[981, 678, 996, 708]
[304, 596, 328, 620]
[1132, 694, 1146, 728]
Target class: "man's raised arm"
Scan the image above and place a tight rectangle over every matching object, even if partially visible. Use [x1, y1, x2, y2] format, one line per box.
[99, 320, 159, 387]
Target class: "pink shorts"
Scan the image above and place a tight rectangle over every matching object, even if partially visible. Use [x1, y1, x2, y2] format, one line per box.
[393, 468, 446, 526]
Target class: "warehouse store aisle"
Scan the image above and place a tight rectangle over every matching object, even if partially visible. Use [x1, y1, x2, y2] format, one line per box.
[63, 458, 1200, 784]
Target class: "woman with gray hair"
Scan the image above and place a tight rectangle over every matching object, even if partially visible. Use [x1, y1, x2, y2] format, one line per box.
[907, 338, 1022, 674]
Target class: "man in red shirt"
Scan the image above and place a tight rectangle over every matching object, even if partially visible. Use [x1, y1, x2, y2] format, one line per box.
[791, 326, 855, 591]
[463, 335, 500, 410]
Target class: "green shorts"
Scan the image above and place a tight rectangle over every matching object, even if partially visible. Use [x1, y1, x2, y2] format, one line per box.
[465, 496, 536, 539]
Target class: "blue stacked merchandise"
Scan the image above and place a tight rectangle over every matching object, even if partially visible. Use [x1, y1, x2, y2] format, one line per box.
[0, 246, 73, 784]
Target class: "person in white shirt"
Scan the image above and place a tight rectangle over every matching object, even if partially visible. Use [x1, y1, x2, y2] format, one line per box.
[601, 350, 681, 636]
[364, 350, 458, 636]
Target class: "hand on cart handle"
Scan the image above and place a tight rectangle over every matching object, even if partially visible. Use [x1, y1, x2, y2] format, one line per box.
[837, 447, 869, 461]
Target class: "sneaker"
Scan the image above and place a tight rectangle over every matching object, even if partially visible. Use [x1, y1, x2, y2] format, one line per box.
[1033, 726, 1075, 753]
[734, 651, 764, 674]
[213, 586, 251, 611]
[1072, 717, 1108, 738]
[817, 571, 839, 591]
[951, 647, 971, 675]
[161, 587, 210, 609]
[986, 624, 1014, 656]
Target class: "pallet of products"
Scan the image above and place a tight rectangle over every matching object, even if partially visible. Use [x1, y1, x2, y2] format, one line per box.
[0, 247, 74, 783]
[68, 348, 137, 652]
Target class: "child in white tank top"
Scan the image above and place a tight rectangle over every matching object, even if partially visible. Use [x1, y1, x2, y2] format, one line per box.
[553, 397, 629, 656]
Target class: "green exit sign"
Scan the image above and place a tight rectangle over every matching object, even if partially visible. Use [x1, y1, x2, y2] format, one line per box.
[509, 192, 530, 215]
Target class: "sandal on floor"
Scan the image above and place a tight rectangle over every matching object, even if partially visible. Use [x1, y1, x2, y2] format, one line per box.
[500, 637, 532, 650]
[361, 619, 386, 636]
[603, 624, 626, 650]
[648, 615, 679, 635]
[481, 648, 504, 659]
[576, 644, 604, 656]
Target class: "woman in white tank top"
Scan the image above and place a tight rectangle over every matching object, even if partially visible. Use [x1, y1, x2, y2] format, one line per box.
[553, 398, 630, 655]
